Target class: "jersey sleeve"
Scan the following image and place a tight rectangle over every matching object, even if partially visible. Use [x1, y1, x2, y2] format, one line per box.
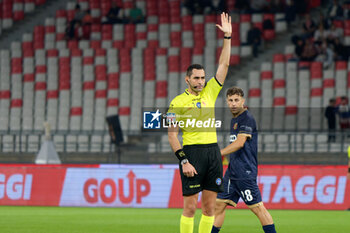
[237, 117, 255, 139]
[167, 98, 182, 123]
[202, 77, 223, 101]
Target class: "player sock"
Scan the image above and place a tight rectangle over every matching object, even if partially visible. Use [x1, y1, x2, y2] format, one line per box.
[211, 225, 221, 233]
[180, 215, 194, 233]
[198, 214, 214, 233]
[262, 224, 276, 233]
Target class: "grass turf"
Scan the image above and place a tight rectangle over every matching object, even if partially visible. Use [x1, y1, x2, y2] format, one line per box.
[0, 206, 349, 233]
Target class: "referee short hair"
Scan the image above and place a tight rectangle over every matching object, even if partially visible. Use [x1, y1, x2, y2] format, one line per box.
[186, 64, 204, 77]
[226, 86, 244, 98]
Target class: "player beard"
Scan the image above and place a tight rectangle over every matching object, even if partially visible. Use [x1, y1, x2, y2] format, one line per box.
[231, 107, 244, 117]
[189, 84, 203, 93]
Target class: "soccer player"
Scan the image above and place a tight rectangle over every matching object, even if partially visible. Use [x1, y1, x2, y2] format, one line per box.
[167, 12, 232, 233]
[211, 87, 277, 233]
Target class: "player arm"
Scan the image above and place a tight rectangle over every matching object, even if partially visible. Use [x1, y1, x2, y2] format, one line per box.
[168, 124, 198, 177]
[220, 134, 249, 156]
[168, 124, 181, 152]
[215, 12, 232, 85]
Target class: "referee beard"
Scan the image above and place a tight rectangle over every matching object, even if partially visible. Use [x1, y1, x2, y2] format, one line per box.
[168, 12, 232, 233]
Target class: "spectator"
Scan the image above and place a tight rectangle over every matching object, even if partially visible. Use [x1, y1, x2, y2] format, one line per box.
[105, 2, 124, 24]
[300, 39, 317, 61]
[65, 21, 75, 40]
[318, 12, 331, 30]
[294, 0, 307, 15]
[338, 96, 350, 138]
[73, 4, 85, 24]
[128, 3, 144, 23]
[81, 9, 92, 39]
[234, 0, 250, 13]
[82, 9, 92, 25]
[74, 21, 83, 40]
[325, 98, 337, 142]
[327, 0, 344, 20]
[333, 38, 349, 60]
[206, 0, 226, 14]
[314, 24, 329, 44]
[250, 0, 269, 13]
[182, 0, 205, 15]
[294, 38, 305, 59]
[327, 24, 342, 45]
[315, 40, 334, 69]
[247, 23, 262, 57]
[270, 0, 284, 13]
[302, 14, 317, 38]
[285, 0, 297, 26]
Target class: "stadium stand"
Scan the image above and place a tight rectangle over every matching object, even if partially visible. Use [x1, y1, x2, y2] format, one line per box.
[0, 0, 291, 154]
[0, 0, 46, 34]
[1, 0, 349, 158]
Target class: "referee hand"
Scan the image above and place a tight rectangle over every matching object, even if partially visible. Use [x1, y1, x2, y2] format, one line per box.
[182, 163, 198, 177]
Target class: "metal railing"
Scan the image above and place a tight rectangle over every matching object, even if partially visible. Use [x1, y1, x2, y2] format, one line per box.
[0, 130, 349, 154]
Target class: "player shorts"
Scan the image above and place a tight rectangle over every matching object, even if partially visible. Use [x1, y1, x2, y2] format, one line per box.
[217, 175, 262, 208]
[180, 143, 224, 196]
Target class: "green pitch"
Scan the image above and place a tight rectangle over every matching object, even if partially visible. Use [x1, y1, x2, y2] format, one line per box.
[0, 206, 349, 233]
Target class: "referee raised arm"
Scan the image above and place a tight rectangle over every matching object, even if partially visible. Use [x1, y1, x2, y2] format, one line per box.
[167, 13, 232, 233]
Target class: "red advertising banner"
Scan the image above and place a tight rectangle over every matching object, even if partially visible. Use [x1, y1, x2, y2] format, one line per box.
[0, 164, 349, 209]
[169, 165, 350, 210]
[0, 166, 66, 206]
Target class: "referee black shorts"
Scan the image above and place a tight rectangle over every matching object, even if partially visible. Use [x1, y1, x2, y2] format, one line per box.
[180, 143, 224, 196]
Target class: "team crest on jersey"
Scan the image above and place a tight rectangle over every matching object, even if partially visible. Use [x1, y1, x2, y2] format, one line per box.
[215, 178, 222, 185]
[233, 123, 238, 130]
[196, 102, 201, 108]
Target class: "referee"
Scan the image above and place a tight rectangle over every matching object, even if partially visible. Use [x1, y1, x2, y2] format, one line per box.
[168, 13, 232, 233]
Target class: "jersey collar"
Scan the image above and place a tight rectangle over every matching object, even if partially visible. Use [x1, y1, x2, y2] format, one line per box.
[184, 89, 201, 97]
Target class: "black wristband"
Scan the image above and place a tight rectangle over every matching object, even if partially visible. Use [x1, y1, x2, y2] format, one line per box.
[348, 167, 350, 172]
[224, 36, 231, 39]
[175, 149, 188, 161]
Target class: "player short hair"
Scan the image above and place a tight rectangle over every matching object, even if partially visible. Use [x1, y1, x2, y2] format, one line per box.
[186, 64, 204, 77]
[226, 86, 244, 98]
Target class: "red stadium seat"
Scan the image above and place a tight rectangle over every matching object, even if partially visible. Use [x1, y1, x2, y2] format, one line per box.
[249, 88, 261, 97]
[83, 81, 95, 90]
[156, 81, 168, 98]
[70, 107, 83, 116]
[336, 61, 347, 70]
[107, 98, 119, 107]
[0, 90, 11, 99]
[285, 106, 298, 115]
[273, 97, 286, 106]
[11, 99, 23, 108]
[24, 74, 35, 82]
[95, 90, 107, 98]
[263, 30, 275, 41]
[311, 88, 323, 96]
[273, 54, 285, 63]
[119, 107, 130, 115]
[240, 14, 251, 22]
[261, 71, 273, 80]
[47, 90, 59, 99]
[35, 82, 47, 90]
[273, 80, 286, 88]
[47, 49, 58, 57]
[323, 79, 335, 88]
[108, 73, 119, 89]
[36, 65, 47, 73]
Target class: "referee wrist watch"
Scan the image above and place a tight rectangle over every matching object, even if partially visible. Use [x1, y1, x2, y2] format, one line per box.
[181, 159, 189, 165]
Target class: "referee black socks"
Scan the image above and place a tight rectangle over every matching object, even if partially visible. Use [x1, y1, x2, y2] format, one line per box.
[211, 226, 221, 233]
[263, 224, 276, 233]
